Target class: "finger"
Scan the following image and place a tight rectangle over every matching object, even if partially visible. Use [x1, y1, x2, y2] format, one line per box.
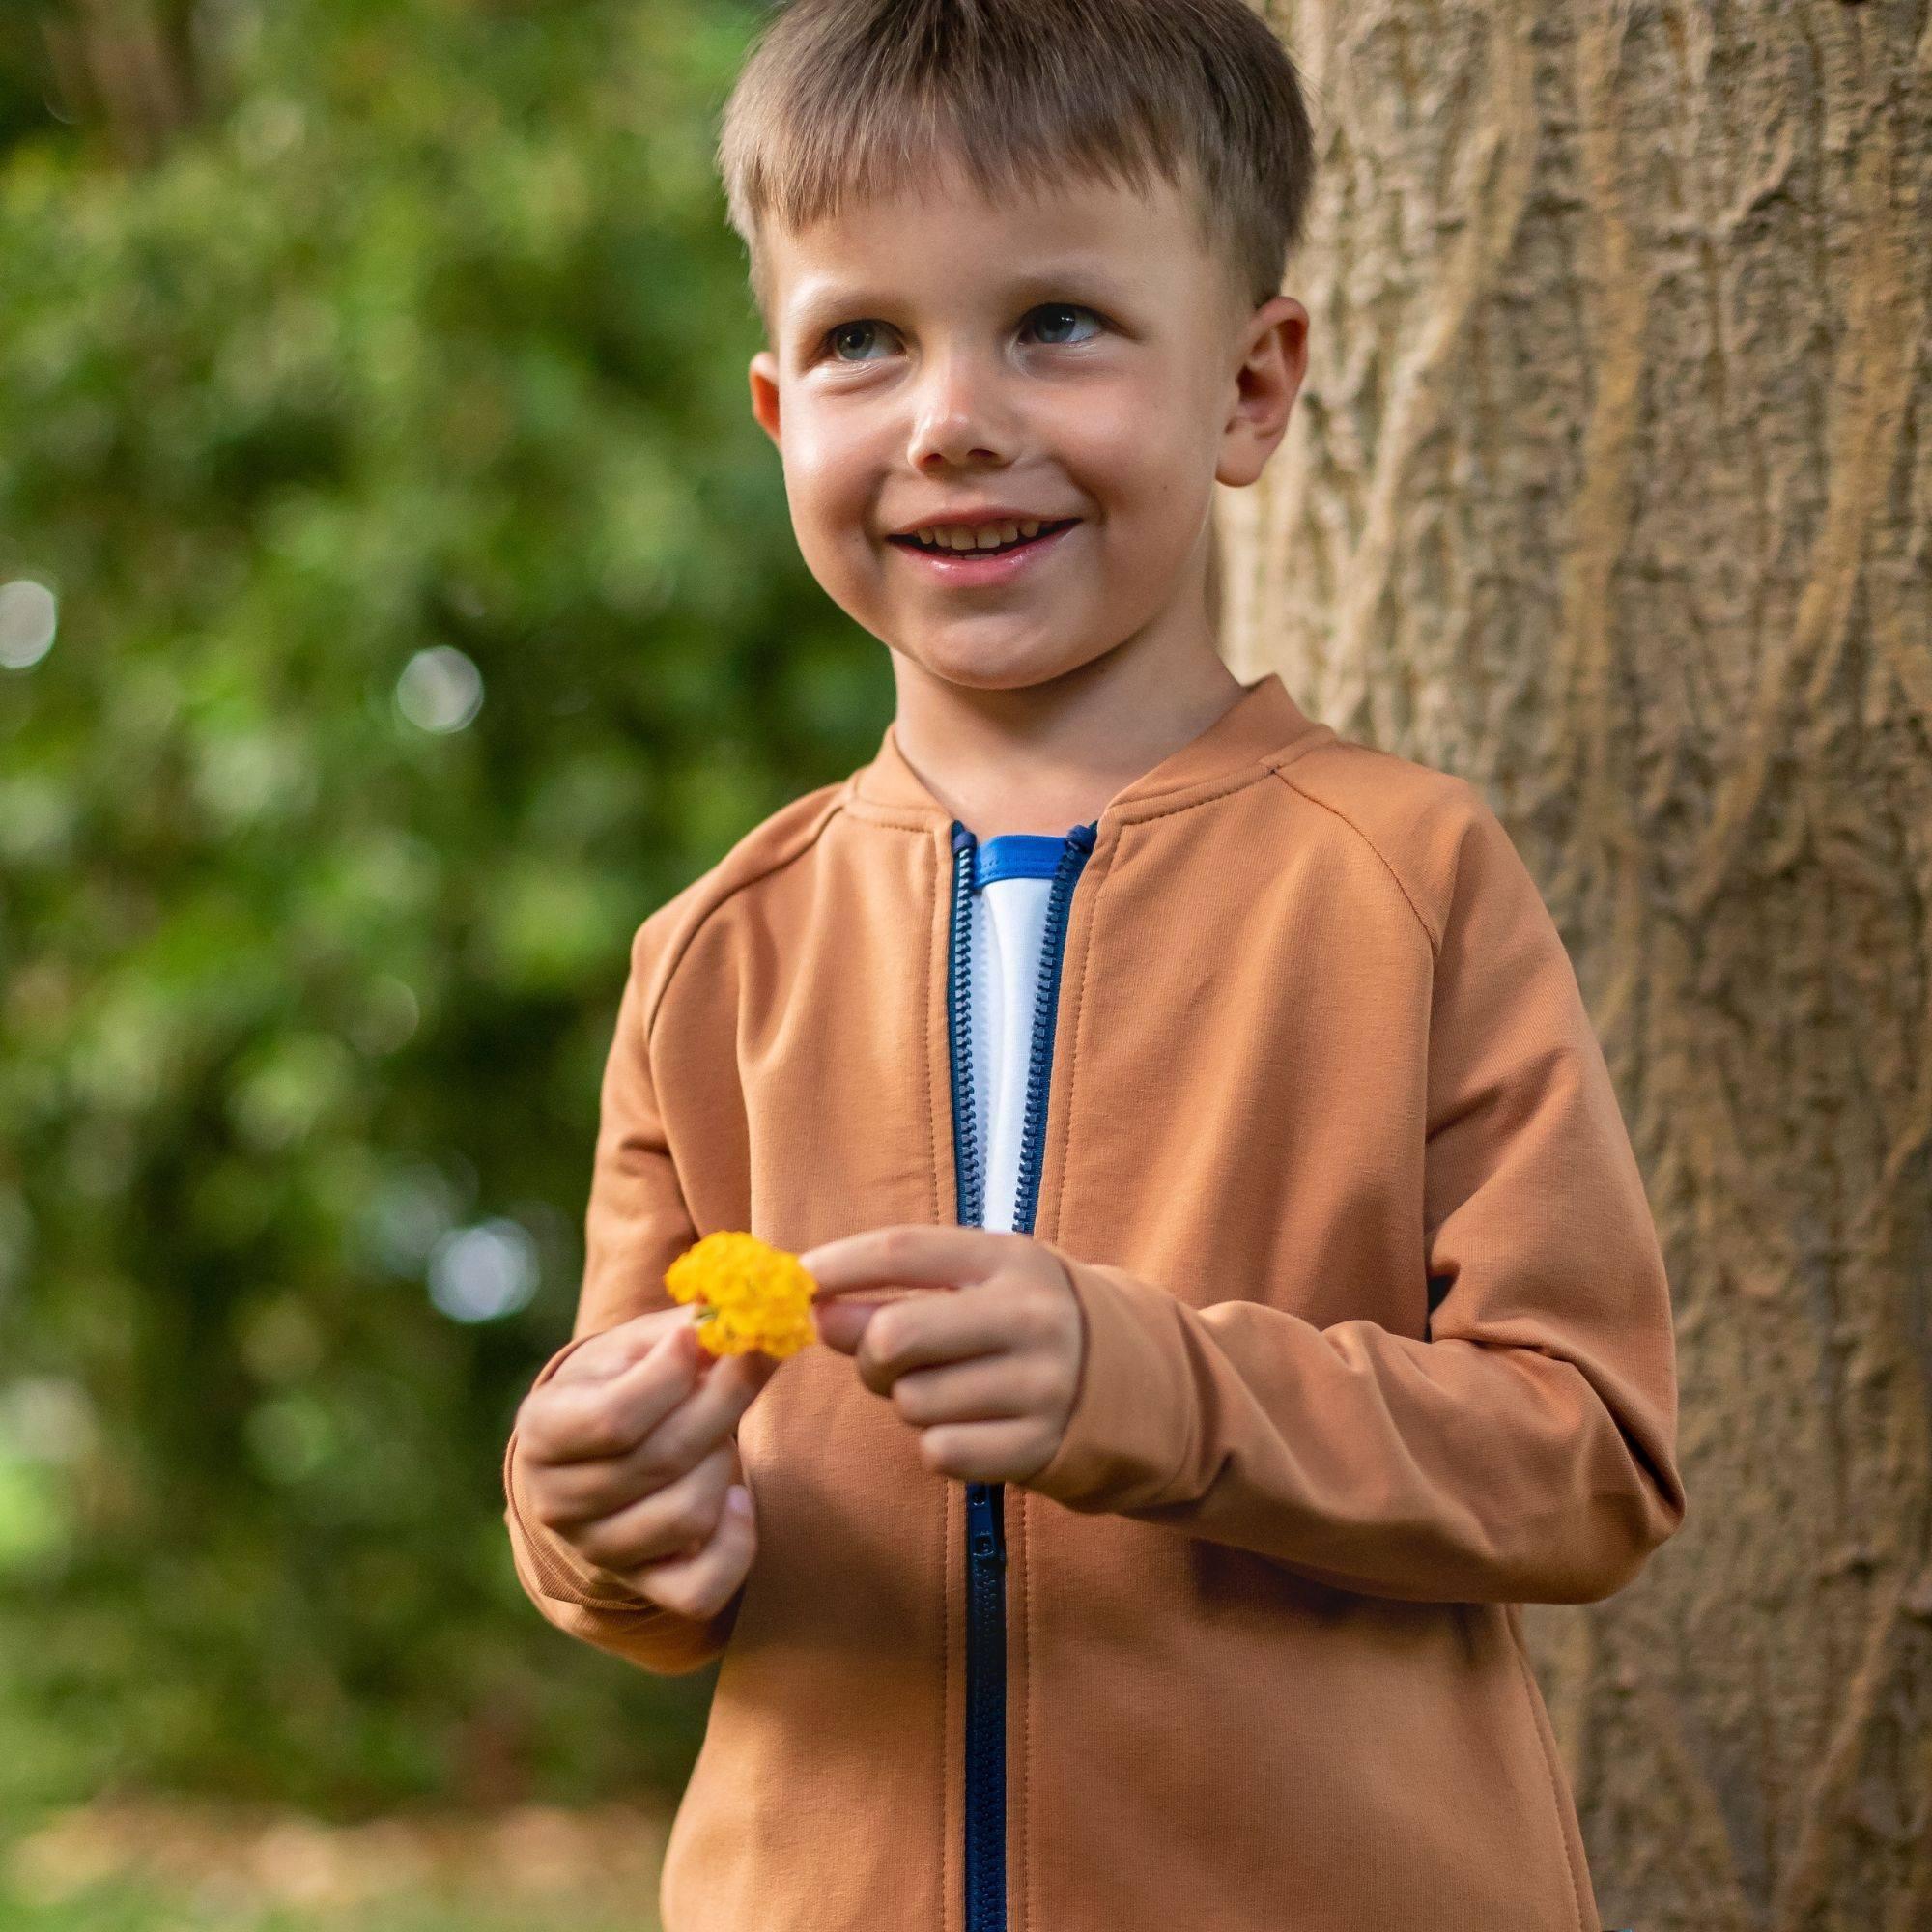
[798, 1225, 1013, 1298]
[573, 1439, 737, 1575]
[812, 1297, 886, 1356]
[887, 1355, 1046, 1428]
[621, 1347, 781, 1492]
[916, 1418, 1056, 1485]
[630, 1484, 757, 1622]
[520, 1322, 709, 1464]
[549, 1305, 701, 1386]
[852, 1290, 1019, 1398]
[542, 1347, 780, 1520]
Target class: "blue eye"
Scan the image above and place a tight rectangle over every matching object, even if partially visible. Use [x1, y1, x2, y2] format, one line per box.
[1024, 303, 1101, 345]
[827, 320, 890, 362]
[821, 303, 1104, 363]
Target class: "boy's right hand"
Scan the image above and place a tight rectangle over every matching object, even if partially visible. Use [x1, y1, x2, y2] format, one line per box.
[514, 1308, 781, 1620]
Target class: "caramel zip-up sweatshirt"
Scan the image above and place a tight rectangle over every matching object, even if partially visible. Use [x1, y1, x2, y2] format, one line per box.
[503, 670, 1687, 1932]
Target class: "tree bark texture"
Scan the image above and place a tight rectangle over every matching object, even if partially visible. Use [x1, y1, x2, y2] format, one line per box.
[1220, 4, 1932, 1928]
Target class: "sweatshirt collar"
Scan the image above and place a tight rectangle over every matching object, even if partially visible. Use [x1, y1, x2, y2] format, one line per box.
[848, 669, 1332, 828]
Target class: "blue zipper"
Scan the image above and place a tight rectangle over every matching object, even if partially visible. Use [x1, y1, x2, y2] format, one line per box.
[947, 815, 1097, 1932]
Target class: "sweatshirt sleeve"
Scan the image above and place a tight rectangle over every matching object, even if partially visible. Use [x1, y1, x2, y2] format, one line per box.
[501, 916, 743, 1674]
[1024, 793, 1688, 1605]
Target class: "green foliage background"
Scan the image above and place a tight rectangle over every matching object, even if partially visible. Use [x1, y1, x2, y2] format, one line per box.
[0, 0, 888, 1819]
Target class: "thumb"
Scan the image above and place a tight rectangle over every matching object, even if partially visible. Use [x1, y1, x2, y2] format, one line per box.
[812, 1298, 883, 1356]
[714, 1341, 788, 1394]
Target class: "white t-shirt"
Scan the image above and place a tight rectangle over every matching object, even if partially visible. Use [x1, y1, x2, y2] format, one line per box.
[963, 833, 1078, 1236]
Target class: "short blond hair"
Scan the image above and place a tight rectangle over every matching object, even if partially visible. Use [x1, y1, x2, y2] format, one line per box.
[716, 0, 1317, 336]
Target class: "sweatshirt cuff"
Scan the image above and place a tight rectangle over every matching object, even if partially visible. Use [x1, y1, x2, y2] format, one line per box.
[1025, 1245, 1198, 1512]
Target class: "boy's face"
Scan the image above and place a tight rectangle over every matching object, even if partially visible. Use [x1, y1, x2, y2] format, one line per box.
[747, 155, 1306, 694]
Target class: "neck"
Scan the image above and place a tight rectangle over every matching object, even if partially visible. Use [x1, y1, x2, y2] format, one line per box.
[887, 639, 1245, 840]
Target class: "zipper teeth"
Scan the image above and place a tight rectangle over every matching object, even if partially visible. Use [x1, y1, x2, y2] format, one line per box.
[951, 818, 998, 1932]
[950, 816, 1096, 1932]
[1011, 823, 1094, 1237]
[949, 823, 984, 1230]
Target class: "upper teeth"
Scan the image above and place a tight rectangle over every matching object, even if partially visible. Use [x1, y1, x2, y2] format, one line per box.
[909, 519, 1048, 550]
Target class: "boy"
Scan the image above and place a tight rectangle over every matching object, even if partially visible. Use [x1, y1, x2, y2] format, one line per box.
[502, 3, 1687, 1928]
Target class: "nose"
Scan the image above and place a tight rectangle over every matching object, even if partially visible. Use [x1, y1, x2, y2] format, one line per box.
[906, 348, 1013, 472]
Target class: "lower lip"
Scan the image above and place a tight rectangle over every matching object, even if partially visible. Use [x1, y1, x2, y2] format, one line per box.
[889, 521, 1080, 585]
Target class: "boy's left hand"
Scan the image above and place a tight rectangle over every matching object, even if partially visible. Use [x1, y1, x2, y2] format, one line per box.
[797, 1227, 1084, 1485]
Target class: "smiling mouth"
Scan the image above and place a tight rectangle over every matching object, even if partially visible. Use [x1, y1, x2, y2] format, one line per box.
[888, 518, 1081, 558]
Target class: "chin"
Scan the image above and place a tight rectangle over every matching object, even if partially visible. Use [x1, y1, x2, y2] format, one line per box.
[894, 631, 1107, 693]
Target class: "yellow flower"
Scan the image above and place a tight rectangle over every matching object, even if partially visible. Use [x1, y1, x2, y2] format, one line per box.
[664, 1230, 819, 1358]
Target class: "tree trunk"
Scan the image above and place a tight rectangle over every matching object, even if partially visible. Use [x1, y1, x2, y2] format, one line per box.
[1222, 4, 1932, 1927]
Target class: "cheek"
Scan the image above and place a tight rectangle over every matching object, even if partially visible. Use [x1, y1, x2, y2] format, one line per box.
[1046, 393, 1203, 524]
[779, 408, 875, 529]
[781, 456, 837, 527]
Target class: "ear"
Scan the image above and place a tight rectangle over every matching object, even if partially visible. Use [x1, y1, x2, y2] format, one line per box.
[1215, 295, 1308, 490]
[749, 350, 781, 448]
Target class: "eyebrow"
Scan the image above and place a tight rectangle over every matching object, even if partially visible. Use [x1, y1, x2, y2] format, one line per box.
[784, 264, 1136, 346]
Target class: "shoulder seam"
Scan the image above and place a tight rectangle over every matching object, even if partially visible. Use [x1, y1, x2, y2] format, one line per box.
[1270, 760, 1447, 955]
[640, 784, 854, 1047]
